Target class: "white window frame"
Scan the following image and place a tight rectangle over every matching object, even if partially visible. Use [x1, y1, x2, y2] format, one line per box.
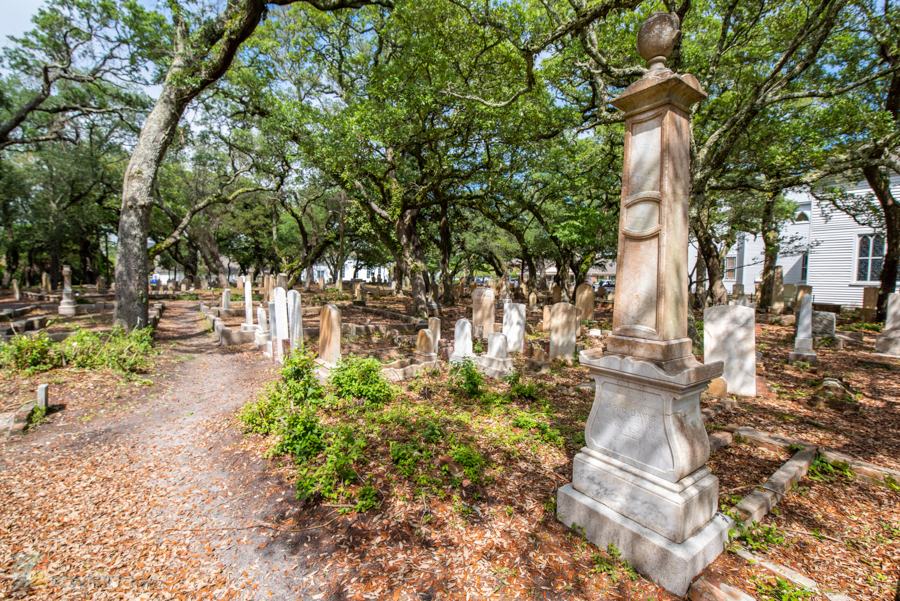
[724, 256, 737, 281]
[800, 251, 808, 282]
[855, 233, 885, 284]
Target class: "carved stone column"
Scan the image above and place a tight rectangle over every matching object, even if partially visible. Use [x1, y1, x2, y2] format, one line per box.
[557, 12, 729, 596]
[58, 265, 77, 316]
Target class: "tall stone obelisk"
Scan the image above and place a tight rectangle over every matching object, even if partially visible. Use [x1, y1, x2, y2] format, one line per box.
[557, 12, 729, 596]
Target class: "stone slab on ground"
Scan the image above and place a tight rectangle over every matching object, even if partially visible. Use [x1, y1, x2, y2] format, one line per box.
[689, 576, 756, 601]
[557, 483, 733, 596]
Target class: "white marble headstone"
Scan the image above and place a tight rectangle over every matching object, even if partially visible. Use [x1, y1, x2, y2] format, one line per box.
[289, 292, 303, 350]
[257, 307, 268, 333]
[795, 294, 813, 351]
[449, 318, 474, 362]
[428, 317, 441, 354]
[487, 332, 508, 359]
[502, 303, 525, 354]
[703, 305, 756, 397]
[244, 280, 253, 325]
[274, 287, 289, 340]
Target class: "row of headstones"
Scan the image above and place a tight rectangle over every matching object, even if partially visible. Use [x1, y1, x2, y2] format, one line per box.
[8, 272, 108, 301]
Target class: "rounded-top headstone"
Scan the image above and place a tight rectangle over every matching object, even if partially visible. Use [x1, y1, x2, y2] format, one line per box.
[636, 12, 680, 68]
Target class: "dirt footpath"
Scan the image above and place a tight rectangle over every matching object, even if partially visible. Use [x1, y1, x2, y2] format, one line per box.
[0, 302, 348, 600]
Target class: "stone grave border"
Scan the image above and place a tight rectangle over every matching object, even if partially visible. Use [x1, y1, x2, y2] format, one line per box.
[690, 400, 894, 600]
[1, 302, 165, 345]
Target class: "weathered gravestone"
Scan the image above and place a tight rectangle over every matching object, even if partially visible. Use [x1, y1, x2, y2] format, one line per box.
[876, 293, 900, 355]
[11, 279, 19, 301]
[244, 280, 254, 328]
[556, 13, 727, 596]
[575, 282, 595, 321]
[861, 286, 879, 323]
[276, 273, 288, 289]
[58, 266, 76, 316]
[783, 283, 797, 306]
[449, 318, 475, 364]
[549, 303, 576, 364]
[289, 292, 303, 351]
[472, 288, 495, 339]
[551, 284, 562, 304]
[428, 317, 441, 355]
[811, 311, 836, 338]
[477, 332, 515, 379]
[542, 305, 551, 332]
[790, 294, 817, 365]
[796, 284, 812, 303]
[273, 287, 289, 362]
[501, 303, 525, 354]
[528, 291, 538, 310]
[221, 289, 231, 311]
[703, 305, 756, 396]
[771, 266, 785, 314]
[318, 304, 341, 365]
[732, 283, 744, 298]
[414, 329, 437, 363]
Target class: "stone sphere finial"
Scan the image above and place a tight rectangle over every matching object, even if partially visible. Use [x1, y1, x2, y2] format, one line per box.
[636, 12, 680, 70]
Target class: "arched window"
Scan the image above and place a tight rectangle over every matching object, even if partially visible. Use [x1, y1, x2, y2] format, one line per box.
[857, 234, 884, 282]
[795, 212, 809, 222]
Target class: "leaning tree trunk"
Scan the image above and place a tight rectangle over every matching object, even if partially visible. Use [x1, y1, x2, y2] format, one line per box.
[863, 165, 900, 321]
[694, 220, 728, 306]
[115, 85, 186, 327]
[757, 192, 780, 309]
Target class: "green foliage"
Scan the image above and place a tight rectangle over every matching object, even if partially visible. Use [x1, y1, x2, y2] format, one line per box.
[752, 575, 815, 601]
[0, 327, 155, 376]
[271, 411, 324, 460]
[389, 441, 422, 478]
[447, 444, 488, 484]
[591, 544, 638, 583]
[808, 455, 854, 482]
[504, 371, 540, 400]
[448, 357, 484, 398]
[62, 326, 155, 374]
[730, 521, 784, 553]
[295, 425, 366, 502]
[330, 356, 393, 406]
[282, 346, 325, 407]
[511, 411, 563, 445]
[840, 321, 883, 333]
[0, 332, 62, 374]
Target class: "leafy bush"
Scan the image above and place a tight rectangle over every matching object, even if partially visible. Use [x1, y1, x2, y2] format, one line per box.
[238, 381, 292, 435]
[448, 357, 483, 397]
[389, 441, 421, 477]
[282, 346, 325, 407]
[330, 356, 393, 405]
[62, 326, 155, 374]
[447, 444, 489, 484]
[504, 371, 540, 400]
[296, 425, 366, 502]
[271, 411, 324, 460]
[0, 332, 63, 374]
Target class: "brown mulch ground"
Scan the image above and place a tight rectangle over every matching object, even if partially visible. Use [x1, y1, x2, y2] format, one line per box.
[2, 295, 899, 600]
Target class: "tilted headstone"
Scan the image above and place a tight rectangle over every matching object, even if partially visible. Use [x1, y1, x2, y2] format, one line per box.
[289, 291, 303, 351]
[501, 302, 525, 354]
[428, 317, 441, 354]
[318, 304, 341, 365]
[244, 280, 254, 325]
[472, 288, 495, 339]
[575, 282, 595, 321]
[703, 305, 756, 397]
[449, 318, 475, 363]
[549, 303, 576, 363]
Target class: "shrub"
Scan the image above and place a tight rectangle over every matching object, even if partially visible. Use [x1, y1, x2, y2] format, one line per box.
[0, 332, 62, 374]
[512, 411, 563, 445]
[238, 381, 292, 435]
[389, 441, 421, 477]
[448, 357, 483, 397]
[296, 425, 366, 502]
[504, 371, 540, 400]
[447, 443, 489, 484]
[271, 411, 324, 460]
[281, 346, 324, 407]
[330, 356, 393, 405]
[62, 326, 155, 374]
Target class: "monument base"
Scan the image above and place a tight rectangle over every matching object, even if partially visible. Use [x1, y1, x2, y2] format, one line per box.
[572, 449, 718, 543]
[58, 300, 76, 316]
[476, 354, 515, 379]
[256, 330, 271, 351]
[241, 323, 259, 332]
[788, 349, 818, 365]
[875, 331, 900, 356]
[558, 484, 732, 596]
[448, 351, 476, 365]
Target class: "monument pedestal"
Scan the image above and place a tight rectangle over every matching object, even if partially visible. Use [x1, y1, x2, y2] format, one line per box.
[558, 350, 727, 595]
[789, 337, 817, 365]
[558, 484, 732, 596]
[475, 354, 514, 379]
[58, 297, 77, 316]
